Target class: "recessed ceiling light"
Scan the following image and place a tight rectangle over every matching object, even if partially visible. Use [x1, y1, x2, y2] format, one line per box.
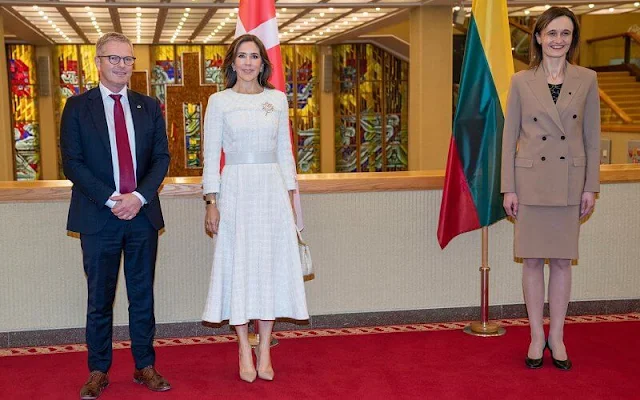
[609, 7, 615, 12]
[320, 12, 325, 17]
[635, 2, 640, 7]
[329, 8, 334, 11]
[524, 10, 530, 15]
[376, 7, 381, 12]
[282, 8, 287, 12]
[544, 5, 550, 10]
[588, 3, 595, 8]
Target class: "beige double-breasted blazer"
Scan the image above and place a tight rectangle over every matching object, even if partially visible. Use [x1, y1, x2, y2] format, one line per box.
[501, 63, 600, 206]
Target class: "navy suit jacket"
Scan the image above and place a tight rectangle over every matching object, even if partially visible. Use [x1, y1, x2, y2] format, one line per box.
[60, 87, 170, 234]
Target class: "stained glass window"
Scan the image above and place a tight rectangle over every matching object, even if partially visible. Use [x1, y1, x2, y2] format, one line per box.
[79, 44, 99, 91]
[183, 103, 203, 168]
[150, 45, 176, 115]
[282, 45, 320, 173]
[7, 45, 40, 180]
[334, 44, 408, 172]
[203, 45, 227, 91]
[53, 45, 80, 178]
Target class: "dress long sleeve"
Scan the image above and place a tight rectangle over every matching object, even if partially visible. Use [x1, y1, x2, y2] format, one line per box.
[202, 93, 223, 194]
[276, 92, 298, 190]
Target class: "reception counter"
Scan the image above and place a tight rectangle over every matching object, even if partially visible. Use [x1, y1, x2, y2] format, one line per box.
[1, 166, 639, 340]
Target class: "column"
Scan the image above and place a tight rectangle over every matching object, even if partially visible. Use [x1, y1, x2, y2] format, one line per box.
[408, 5, 453, 171]
[0, 14, 14, 180]
[318, 45, 335, 173]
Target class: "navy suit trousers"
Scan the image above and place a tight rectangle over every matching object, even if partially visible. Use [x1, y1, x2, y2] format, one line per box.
[80, 213, 158, 372]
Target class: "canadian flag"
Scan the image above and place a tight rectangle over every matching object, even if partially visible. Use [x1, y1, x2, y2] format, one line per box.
[235, 0, 303, 229]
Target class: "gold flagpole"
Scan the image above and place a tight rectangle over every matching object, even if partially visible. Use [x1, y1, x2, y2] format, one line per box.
[464, 227, 506, 336]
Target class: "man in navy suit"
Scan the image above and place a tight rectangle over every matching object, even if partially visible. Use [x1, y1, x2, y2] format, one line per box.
[60, 32, 171, 399]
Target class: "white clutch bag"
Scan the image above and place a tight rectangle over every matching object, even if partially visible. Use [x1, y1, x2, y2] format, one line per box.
[297, 229, 313, 277]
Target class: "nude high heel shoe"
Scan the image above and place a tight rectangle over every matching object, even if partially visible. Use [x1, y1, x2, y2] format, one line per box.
[239, 351, 257, 383]
[254, 347, 275, 381]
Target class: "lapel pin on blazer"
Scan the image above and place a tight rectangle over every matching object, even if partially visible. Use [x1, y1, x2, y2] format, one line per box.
[137, 104, 142, 109]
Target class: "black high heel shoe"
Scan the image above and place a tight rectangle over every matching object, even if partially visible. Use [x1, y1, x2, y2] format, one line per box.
[546, 341, 572, 371]
[525, 344, 545, 369]
[525, 355, 543, 369]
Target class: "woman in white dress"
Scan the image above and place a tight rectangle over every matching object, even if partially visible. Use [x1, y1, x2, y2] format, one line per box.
[201, 34, 309, 383]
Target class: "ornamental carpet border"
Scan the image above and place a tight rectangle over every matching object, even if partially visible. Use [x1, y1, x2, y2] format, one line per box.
[2, 313, 638, 358]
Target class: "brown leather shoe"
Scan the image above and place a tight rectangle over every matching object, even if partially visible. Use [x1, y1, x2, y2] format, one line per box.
[133, 366, 171, 392]
[80, 371, 108, 400]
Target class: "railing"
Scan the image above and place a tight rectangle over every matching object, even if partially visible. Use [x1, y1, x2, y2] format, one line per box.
[587, 32, 640, 65]
[509, 20, 532, 65]
[599, 88, 634, 124]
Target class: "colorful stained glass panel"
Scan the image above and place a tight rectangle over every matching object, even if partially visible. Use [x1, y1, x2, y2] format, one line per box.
[203, 45, 226, 91]
[336, 146, 357, 173]
[79, 44, 99, 91]
[297, 146, 320, 174]
[183, 103, 202, 169]
[8, 44, 40, 180]
[336, 116, 357, 146]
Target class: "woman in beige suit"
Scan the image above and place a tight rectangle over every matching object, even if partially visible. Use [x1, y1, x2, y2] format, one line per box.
[501, 7, 600, 370]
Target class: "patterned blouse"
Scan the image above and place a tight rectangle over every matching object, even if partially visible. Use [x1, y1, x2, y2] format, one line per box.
[548, 83, 563, 104]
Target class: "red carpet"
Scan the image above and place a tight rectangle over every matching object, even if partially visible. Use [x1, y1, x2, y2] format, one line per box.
[1, 314, 638, 399]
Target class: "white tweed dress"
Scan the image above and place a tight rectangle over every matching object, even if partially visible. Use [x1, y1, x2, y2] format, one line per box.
[201, 88, 309, 325]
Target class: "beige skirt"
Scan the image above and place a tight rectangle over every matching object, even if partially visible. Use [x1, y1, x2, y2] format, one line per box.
[515, 204, 580, 260]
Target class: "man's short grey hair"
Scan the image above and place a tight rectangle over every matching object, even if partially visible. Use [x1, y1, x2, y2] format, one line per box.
[95, 32, 133, 55]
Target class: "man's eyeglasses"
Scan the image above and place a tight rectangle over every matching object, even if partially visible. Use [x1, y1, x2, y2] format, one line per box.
[97, 55, 136, 66]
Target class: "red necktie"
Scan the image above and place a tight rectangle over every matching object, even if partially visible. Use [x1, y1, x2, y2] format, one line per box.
[110, 94, 135, 194]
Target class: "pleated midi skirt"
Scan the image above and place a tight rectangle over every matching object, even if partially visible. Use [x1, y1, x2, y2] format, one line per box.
[514, 204, 581, 260]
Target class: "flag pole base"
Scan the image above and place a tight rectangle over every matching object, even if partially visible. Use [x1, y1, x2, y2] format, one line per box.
[463, 321, 506, 337]
[249, 333, 278, 348]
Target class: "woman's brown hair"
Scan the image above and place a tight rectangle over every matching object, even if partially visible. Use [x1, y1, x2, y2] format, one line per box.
[222, 34, 275, 89]
[529, 7, 581, 69]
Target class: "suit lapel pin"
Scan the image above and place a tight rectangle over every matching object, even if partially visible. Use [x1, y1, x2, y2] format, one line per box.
[137, 104, 142, 109]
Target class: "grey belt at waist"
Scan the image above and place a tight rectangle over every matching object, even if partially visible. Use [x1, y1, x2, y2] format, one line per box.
[225, 152, 278, 165]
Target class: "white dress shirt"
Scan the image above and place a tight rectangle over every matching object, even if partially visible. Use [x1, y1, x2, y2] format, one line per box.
[99, 83, 146, 208]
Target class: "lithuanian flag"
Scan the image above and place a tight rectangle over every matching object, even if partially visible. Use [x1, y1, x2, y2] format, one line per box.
[437, 0, 514, 249]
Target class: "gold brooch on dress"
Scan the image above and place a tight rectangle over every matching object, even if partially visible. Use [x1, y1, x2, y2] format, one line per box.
[262, 102, 275, 116]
